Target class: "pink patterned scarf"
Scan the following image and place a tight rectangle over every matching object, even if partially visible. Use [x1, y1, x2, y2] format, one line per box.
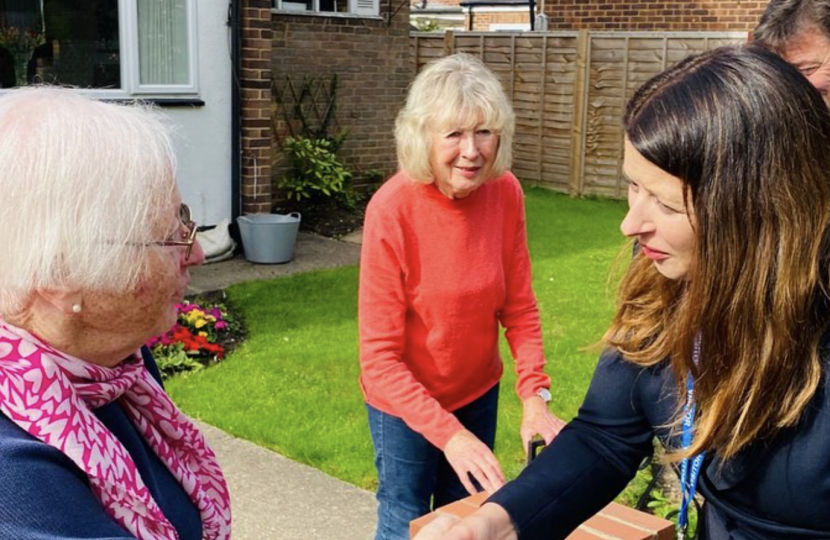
[0, 320, 232, 540]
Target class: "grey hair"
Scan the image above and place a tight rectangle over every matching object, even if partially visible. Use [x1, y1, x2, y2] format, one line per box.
[395, 52, 515, 183]
[754, 0, 830, 52]
[0, 86, 177, 314]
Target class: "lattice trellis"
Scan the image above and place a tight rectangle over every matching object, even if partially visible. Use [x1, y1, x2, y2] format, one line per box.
[272, 73, 343, 147]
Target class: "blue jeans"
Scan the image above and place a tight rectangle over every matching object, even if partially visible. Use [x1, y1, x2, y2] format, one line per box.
[367, 383, 499, 540]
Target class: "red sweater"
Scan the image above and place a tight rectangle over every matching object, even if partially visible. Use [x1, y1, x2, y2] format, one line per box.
[358, 171, 550, 449]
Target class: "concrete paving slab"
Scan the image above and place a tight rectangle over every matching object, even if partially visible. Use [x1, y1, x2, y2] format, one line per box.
[187, 232, 375, 539]
[188, 232, 361, 295]
[199, 422, 377, 540]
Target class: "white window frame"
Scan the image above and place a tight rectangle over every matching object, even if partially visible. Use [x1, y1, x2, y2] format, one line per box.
[273, 0, 380, 18]
[122, 0, 200, 97]
[0, 0, 200, 98]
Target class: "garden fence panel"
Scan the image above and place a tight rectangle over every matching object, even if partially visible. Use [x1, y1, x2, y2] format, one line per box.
[409, 30, 748, 199]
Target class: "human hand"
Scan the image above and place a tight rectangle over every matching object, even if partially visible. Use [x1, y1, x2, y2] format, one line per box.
[414, 514, 466, 540]
[520, 395, 566, 449]
[444, 429, 506, 495]
[413, 503, 519, 540]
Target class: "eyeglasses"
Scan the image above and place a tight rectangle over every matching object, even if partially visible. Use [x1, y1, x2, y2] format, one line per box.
[120, 204, 198, 259]
[152, 203, 198, 260]
[796, 48, 830, 78]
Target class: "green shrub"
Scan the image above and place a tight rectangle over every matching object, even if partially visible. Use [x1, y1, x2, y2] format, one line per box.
[414, 18, 441, 32]
[279, 136, 354, 205]
[154, 344, 205, 378]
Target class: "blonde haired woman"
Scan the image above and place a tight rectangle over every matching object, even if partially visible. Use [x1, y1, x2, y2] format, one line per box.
[359, 53, 564, 540]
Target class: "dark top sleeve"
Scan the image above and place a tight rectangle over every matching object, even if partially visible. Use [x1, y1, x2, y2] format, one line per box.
[488, 350, 660, 540]
[0, 347, 203, 539]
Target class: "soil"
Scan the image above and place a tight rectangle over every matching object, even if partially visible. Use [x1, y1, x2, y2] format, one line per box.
[274, 196, 368, 239]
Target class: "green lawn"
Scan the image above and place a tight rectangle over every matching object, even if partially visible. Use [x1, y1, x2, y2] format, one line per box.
[166, 187, 630, 491]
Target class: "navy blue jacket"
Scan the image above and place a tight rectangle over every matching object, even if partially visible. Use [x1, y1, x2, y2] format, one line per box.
[0, 347, 203, 539]
[489, 349, 830, 540]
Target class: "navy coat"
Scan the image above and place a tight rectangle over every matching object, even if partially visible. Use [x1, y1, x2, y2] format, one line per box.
[489, 348, 830, 539]
[0, 348, 203, 539]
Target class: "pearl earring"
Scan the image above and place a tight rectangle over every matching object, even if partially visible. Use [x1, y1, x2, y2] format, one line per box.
[71, 303, 82, 314]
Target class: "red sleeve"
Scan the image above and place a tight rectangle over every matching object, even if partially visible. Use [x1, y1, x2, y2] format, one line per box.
[499, 176, 551, 400]
[358, 193, 464, 449]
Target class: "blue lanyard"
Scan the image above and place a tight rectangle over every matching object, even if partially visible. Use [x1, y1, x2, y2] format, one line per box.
[678, 338, 705, 540]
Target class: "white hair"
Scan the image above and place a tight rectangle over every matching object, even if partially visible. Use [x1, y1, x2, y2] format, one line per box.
[0, 86, 178, 314]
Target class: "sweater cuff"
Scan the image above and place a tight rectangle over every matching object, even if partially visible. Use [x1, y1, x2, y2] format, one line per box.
[517, 373, 551, 401]
[426, 416, 466, 450]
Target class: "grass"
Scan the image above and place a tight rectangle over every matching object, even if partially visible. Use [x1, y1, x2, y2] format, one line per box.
[165, 187, 633, 494]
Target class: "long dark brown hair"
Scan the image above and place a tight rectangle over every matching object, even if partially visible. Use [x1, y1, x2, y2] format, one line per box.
[605, 44, 830, 461]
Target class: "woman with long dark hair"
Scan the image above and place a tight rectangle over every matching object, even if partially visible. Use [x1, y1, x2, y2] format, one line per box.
[415, 43, 830, 540]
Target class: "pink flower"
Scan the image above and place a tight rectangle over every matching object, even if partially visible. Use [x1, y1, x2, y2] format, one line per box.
[146, 300, 235, 365]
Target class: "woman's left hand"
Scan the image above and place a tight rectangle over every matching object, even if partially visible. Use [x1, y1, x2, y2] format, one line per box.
[520, 396, 566, 449]
[413, 503, 519, 540]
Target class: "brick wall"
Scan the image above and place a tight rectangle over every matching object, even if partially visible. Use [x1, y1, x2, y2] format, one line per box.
[469, 11, 531, 29]
[544, 0, 767, 31]
[240, 0, 274, 215]
[271, 5, 412, 204]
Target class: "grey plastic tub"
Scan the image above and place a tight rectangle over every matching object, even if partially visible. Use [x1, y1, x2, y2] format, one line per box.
[237, 212, 301, 264]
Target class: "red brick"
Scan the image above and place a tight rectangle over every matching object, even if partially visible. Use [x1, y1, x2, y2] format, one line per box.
[600, 501, 676, 538]
[409, 495, 673, 540]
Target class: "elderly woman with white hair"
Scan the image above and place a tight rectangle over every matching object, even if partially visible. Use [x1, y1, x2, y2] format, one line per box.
[359, 52, 564, 540]
[0, 87, 231, 539]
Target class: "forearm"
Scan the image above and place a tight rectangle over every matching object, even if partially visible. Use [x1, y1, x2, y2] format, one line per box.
[488, 425, 642, 539]
[502, 308, 550, 399]
[500, 227, 549, 398]
[489, 353, 656, 539]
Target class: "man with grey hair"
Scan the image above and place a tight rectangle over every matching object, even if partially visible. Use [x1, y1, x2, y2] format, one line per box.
[754, 0, 830, 105]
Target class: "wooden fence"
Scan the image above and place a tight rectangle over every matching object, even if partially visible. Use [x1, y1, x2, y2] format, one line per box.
[410, 30, 748, 198]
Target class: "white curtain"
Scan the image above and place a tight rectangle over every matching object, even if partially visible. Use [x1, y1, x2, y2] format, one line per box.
[137, 0, 188, 85]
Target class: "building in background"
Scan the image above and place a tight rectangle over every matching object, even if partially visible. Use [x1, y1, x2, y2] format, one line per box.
[542, 0, 766, 31]
[0, 1, 768, 225]
[0, 0, 233, 226]
[411, 0, 542, 32]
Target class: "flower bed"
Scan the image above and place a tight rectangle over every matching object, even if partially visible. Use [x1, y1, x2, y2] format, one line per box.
[147, 294, 245, 379]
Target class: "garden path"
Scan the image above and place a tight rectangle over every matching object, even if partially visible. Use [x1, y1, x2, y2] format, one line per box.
[188, 230, 377, 539]
[188, 231, 362, 295]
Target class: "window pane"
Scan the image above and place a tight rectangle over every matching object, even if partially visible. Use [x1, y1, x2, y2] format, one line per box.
[138, 0, 188, 85]
[319, 0, 349, 13]
[280, 0, 313, 12]
[0, 0, 120, 89]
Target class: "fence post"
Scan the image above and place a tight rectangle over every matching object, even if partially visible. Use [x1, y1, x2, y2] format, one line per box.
[569, 29, 589, 196]
[537, 34, 548, 187]
[413, 34, 420, 74]
[444, 30, 455, 56]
